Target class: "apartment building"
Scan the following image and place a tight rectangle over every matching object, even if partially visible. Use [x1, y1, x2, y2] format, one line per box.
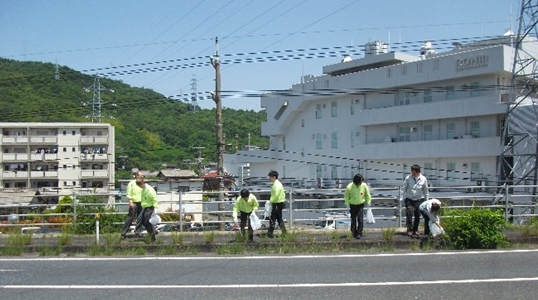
[233, 35, 537, 188]
[0, 122, 115, 192]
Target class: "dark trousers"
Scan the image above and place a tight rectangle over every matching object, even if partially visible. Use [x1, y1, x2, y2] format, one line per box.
[240, 211, 253, 241]
[268, 202, 286, 236]
[141, 207, 156, 242]
[421, 212, 431, 236]
[121, 202, 143, 236]
[405, 198, 421, 233]
[350, 203, 365, 237]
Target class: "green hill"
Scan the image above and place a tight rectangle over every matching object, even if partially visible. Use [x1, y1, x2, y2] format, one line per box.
[0, 57, 268, 178]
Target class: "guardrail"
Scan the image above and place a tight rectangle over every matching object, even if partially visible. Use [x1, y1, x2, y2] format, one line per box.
[0, 184, 537, 233]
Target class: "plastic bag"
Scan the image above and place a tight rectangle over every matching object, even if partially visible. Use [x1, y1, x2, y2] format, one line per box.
[250, 212, 262, 230]
[429, 221, 445, 237]
[263, 202, 272, 220]
[149, 210, 161, 226]
[366, 207, 375, 224]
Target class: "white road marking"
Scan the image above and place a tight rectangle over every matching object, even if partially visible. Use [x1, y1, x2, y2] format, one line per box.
[3, 277, 538, 289]
[0, 269, 22, 272]
[0, 248, 537, 262]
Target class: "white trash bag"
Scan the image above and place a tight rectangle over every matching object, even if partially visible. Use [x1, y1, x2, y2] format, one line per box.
[250, 212, 262, 230]
[366, 207, 375, 224]
[263, 202, 272, 220]
[149, 209, 161, 226]
[429, 221, 445, 237]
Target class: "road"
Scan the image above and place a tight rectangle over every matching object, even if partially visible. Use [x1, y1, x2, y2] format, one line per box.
[1, 249, 538, 299]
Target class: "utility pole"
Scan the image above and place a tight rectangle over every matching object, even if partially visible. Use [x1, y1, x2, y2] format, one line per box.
[210, 37, 225, 228]
[54, 61, 60, 81]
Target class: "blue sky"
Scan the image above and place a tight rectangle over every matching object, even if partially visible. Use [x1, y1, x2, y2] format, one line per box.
[0, 0, 518, 111]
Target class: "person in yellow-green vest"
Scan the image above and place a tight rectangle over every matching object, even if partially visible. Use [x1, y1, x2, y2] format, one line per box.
[267, 170, 286, 238]
[121, 171, 144, 239]
[136, 179, 158, 243]
[233, 189, 259, 243]
[344, 174, 371, 239]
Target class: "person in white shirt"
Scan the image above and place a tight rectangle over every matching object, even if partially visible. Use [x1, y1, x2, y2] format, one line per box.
[402, 165, 429, 237]
[419, 199, 442, 236]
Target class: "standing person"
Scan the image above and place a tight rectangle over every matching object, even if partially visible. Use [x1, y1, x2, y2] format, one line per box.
[419, 199, 442, 236]
[136, 179, 158, 243]
[267, 170, 286, 238]
[402, 164, 430, 238]
[344, 174, 372, 239]
[233, 189, 259, 243]
[121, 171, 144, 239]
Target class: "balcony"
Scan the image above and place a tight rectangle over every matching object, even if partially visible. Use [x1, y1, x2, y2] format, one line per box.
[29, 136, 58, 144]
[30, 171, 58, 178]
[80, 153, 109, 161]
[81, 136, 108, 144]
[30, 153, 58, 161]
[2, 154, 29, 161]
[357, 94, 506, 126]
[358, 136, 501, 160]
[1, 136, 29, 144]
[2, 171, 29, 179]
[81, 170, 109, 178]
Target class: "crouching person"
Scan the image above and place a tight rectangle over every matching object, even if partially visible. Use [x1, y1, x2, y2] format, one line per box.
[233, 189, 259, 243]
[419, 199, 443, 237]
[137, 179, 158, 243]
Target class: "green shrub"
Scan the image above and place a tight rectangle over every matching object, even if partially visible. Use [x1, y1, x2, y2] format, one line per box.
[55, 196, 73, 214]
[442, 209, 506, 249]
[171, 233, 184, 245]
[381, 227, 397, 241]
[203, 232, 215, 244]
[57, 233, 73, 246]
[73, 195, 124, 234]
[8, 234, 32, 246]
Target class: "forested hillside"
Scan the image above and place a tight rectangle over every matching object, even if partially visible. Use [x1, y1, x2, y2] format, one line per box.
[0, 58, 268, 176]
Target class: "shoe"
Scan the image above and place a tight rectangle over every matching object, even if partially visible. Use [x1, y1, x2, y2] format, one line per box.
[407, 231, 413, 238]
[267, 234, 274, 239]
[134, 231, 141, 236]
[355, 235, 361, 240]
[413, 231, 421, 237]
[247, 240, 255, 243]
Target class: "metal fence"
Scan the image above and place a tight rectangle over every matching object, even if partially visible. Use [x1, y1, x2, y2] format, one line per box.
[1, 184, 537, 233]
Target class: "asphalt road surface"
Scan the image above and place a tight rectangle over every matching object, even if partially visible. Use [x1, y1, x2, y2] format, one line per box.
[1, 249, 538, 300]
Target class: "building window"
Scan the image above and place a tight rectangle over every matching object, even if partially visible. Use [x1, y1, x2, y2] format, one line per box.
[396, 91, 410, 106]
[282, 136, 286, 151]
[401, 65, 407, 76]
[470, 82, 480, 97]
[72, 130, 75, 135]
[316, 133, 322, 149]
[72, 147, 76, 152]
[423, 89, 432, 103]
[417, 62, 423, 73]
[72, 181, 77, 186]
[447, 123, 456, 139]
[315, 104, 322, 119]
[63, 131, 66, 136]
[316, 165, 322, 178]
[15, 182, 26, 188]
[423, 125, 433, 141]
[331, 132, 338, 149]
[423, 162, 433, 179]
[64, 181, 67, 186]
[387, 68, 392, 78]
[63, 147, 67, 152]
[301, 119, 304, 128]
[72, 165, 76, 169]
[63, 165, 67, 169]
[331, 101, 337, 117]
[433, 59, 440, 70]
[331, 166, 338, 179]
[471, 162, 481, 180]
[350, 99, 355, 115]
[399, 127, 411, 142]
[282, 165, 286, 179]
[324, 80, 329, 89]
[446, 85, 455, 100]
[471, 121, 480, 138]
[4, 183, 10, 188]
[350, 131, 355, 148]
[446, 162, 456, 181]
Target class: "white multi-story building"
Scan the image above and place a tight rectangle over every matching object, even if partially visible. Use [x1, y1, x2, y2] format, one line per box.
[0, 123, 115, 193]
[233, 35, 537, 188]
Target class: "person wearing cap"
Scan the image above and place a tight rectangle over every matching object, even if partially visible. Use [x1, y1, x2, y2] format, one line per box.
[136, 179, 158, 243]
[344, 174, 372, 239]
[402, 164, 430, 238]
[121, 171, 144, 239]
[267, 170, 286, 238]
[233, 189, 259, 243]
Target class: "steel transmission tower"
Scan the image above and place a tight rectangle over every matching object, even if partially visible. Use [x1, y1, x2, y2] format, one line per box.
[498, 0, 538, 191]
[83, 74, 114, 123]
[191, 74, 198, 113]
